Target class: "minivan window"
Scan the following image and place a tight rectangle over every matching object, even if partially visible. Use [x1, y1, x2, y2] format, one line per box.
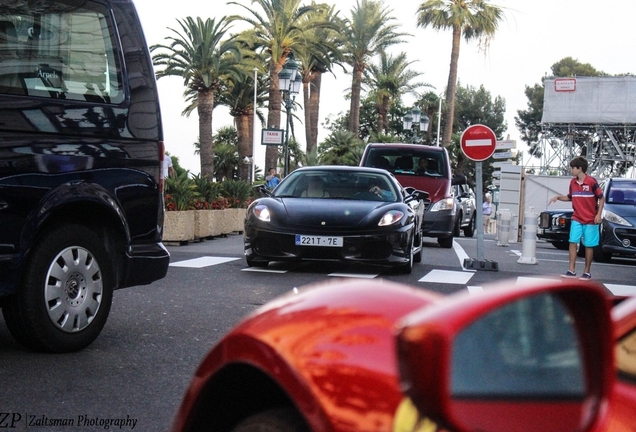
[362, 147, 448, 178]
[0, 0, 123, 103]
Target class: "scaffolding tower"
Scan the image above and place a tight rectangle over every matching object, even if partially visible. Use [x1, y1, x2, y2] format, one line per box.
[528, 77, 636, 178]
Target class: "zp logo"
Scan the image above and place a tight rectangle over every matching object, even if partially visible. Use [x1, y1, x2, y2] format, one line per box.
[0, 413, 22, 428]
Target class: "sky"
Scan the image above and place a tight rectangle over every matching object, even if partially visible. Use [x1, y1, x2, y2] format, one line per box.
[132, 0, 636, 175]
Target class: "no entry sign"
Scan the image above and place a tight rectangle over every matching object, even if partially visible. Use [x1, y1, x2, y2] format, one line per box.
[460, 124, 497, 161]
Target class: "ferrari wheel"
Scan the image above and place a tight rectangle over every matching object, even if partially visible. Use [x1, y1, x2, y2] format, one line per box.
[246, 256, 269, 267]
[2, 224, 113, 353]
[231, 407, 309, 432]
[396, 239, 414, 274]
[412, 231, 422, 263]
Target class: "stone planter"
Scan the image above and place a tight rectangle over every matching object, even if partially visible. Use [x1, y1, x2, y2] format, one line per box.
[164, 209, 247, 243]
[194, 210, 214, 239]
[225, 208, 247, 233]
[163, 211, 195, 242]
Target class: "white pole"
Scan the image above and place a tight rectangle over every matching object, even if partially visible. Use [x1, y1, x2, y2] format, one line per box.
[252, 67, 258, 183]
[436, 95, 442, 147]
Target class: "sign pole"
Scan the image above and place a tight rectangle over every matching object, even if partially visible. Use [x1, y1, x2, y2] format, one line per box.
[459, 124, 498, 271]
[475, 161, 484, 262]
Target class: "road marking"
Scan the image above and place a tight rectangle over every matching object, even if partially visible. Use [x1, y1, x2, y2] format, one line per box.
[241, 267, 288, 273]
[419, 269, 475, 284]
[452, 240, 476, 272]
[170, 256, 240, 268]
[515, 276, 559, 286]
[172, 255, 636, 295]
[329, 272, 379, 278]
[605, 284, 636, 296]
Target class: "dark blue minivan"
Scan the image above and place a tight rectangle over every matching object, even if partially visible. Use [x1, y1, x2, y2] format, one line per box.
[0, 0, 169, 352]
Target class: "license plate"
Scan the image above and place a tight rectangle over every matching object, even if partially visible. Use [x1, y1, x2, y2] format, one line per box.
[295, 234, 343, 247]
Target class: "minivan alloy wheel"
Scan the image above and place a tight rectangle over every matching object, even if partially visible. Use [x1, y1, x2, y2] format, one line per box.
[45, 246, 103, 332]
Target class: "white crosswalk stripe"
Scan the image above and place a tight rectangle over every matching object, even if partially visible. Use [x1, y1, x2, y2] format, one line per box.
[170, 255, 636, 295]
[169, 256, 239, 268]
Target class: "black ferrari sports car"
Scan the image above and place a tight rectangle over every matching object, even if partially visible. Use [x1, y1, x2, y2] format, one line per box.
[244, 166, 428, 273]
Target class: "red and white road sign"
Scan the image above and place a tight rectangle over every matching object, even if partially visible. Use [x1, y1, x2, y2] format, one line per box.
[460, 124, 497, 161]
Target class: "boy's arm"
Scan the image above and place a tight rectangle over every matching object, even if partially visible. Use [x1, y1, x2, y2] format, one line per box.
[548, 194, 571, 205]
[595, 195, 605, 224]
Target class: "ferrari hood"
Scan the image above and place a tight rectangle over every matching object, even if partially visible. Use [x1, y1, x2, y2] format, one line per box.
[280, 198, 392, 228]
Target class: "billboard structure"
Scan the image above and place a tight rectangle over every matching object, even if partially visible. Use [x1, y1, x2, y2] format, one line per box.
[532, 77, 636, 178]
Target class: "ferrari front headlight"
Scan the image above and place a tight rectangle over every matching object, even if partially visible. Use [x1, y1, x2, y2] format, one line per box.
[253, 205, 271, 222]
[379, 210, 405, 226]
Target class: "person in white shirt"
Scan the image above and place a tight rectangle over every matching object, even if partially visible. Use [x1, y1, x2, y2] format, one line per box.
[482, 194, 493, 233]
[163, 155, 175, 179]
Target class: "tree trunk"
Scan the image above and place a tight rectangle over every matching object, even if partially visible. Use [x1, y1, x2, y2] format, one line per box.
[303, 79, 311, 154]
[347, 64, 363, 135]
[378, 95, 389, 133]
[307, 71, 322, 154]
[198, 89, 215, 179]
[266, 60, 282, 174]
[236, 114, 251, 181]
[442, 25, 462, 148]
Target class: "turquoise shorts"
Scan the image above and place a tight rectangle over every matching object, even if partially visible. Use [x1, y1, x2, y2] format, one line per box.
[569, 220, 600, 247]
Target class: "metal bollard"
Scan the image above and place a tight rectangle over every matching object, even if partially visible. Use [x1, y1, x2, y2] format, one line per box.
[509, 214, 519, 244]
[518, 206, 538, 264]
[497, 209, 511, 247]
[495, 211, 501, 241]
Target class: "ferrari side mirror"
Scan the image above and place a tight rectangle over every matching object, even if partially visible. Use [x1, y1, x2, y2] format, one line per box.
[396, 280, 613, 432]
[253, 184, 271, 197]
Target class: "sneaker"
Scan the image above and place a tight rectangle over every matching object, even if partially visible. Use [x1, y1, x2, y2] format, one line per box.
[579, 273, 592, 280]
[561, 270, 577, 278]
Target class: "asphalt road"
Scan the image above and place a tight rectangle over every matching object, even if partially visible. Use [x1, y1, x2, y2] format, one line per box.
[1, 232, 635, 431]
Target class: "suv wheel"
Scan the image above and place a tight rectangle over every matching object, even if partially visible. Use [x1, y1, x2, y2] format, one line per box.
[2, 224, 113, 353]
[453, 213, 462, 237]
[463, 214, 476, 238]
[438, 235, 453, 249]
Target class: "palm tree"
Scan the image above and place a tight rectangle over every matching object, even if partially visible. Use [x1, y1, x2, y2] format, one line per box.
[216, 66, 269, 181]
[151, 17, 242, 179]
[416, 0, 504, 147]
[212, 127, 239, 181]
[363, 50, 428, 133]
[341, 0, 408, 135]
[318, 130, 364, 165]
[296, 3, 345, 154]
[227, 0, 338, 173]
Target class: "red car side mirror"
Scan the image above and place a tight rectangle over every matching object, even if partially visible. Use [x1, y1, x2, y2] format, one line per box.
[396, 280, 613, 432]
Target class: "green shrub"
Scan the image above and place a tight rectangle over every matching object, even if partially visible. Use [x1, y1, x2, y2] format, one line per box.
[221, 180, 253, 208]
[165, 171, 199, 211]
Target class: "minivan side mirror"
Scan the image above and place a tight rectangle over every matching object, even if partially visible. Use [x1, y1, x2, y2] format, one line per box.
[452, 174, 468, 186]
[404, 187, 429, 203]
[396, 280, 613, 432]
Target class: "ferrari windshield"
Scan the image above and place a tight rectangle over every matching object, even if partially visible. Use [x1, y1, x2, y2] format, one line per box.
[273, 169, 400, 202]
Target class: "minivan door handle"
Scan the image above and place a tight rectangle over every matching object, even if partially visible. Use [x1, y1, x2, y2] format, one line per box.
[0, 198, 8, 210]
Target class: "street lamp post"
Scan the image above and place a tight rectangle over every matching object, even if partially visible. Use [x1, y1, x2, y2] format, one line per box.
[402, 106, 430, 143]
[278, 54, 301, 176]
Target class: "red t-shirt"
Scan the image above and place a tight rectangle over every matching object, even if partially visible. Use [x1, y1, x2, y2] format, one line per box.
[568, 174, 603, 224]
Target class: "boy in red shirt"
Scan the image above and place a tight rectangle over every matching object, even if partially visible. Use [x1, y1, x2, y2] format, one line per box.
[549, 156, 604, 280]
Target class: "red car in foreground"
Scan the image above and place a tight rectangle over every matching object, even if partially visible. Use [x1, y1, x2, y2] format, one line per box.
[171, 279, 636, 432]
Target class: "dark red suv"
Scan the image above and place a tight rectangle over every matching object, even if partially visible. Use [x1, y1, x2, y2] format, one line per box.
[361, 143, 457, 248]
